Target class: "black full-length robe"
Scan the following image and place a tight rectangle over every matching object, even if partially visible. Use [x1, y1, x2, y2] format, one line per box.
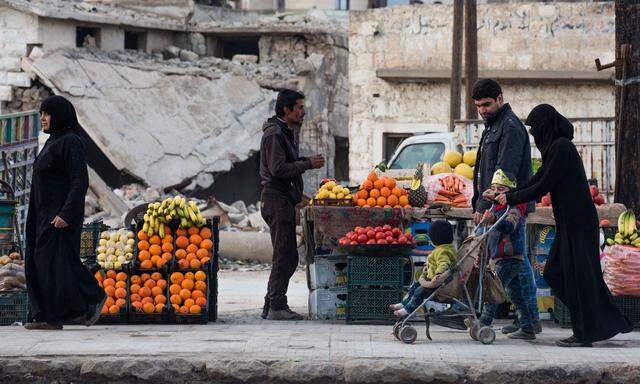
[25, 99, 103, 323]
[506, 104, 632, 343]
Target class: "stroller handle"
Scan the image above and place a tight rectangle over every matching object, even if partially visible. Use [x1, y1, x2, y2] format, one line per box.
[472, 204, 512, 236]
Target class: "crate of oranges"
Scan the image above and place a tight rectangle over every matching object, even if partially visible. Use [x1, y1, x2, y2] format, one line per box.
[168, 271, 208, 324]
[95, 269, 129, 324]
[128, 271, 169, 324]
[173, 225, 214, 272]
[134, 227, 173, 274]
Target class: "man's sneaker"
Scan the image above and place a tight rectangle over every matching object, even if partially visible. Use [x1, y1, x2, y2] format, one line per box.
[24, 322, 63, 330]
[85, 293, 107, 326]
[507, 329, 536, 340]
[501, 322, 519, 334]
[267, 308, 304, 320]
[556, 335, 592, 348]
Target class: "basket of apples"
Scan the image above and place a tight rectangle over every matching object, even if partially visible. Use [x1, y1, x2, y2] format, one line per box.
[337, 224, 415, 256]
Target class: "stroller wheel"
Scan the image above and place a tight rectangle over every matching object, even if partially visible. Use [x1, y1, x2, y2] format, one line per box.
[393, 321, 402, 340]
[400, 325, 418, 344]
[478, 326, 496, 345]
[469, 323, 480, 341]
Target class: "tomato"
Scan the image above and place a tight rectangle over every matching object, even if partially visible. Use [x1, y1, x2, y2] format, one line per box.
[357, 234, 368, 243]
[377, 239, 387, 245]
[392, 228, 402, 237]
[374, 226, 383, 233]
[397, 236, 408, 244]
[385, 236, 394, 243]
[367, 230, 376, 239]
[384, 231, 393, 239]
[382, 224, 392, 231]
[375, 232, 385, 240]
[350, 241, 358, 245]
[366, 239, 376, 245]
[339, 238, 348, 246]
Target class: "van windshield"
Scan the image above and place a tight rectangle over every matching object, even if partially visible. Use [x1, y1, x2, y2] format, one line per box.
[389, 143, 446, 169]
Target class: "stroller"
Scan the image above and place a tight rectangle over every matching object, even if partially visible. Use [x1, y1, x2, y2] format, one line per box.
[392, 206, 508, 345]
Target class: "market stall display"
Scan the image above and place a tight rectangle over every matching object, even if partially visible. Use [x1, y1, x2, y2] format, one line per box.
[355, 172, 408, 208]
[96, 269, 129, 324]
[312, 179, 353, 206]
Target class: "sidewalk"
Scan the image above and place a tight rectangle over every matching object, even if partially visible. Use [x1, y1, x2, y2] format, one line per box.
[0, 270, 638, 383]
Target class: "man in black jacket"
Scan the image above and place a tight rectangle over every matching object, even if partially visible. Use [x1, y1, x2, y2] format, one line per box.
[260, 89, 324, 320]
[471, 79, 541, 336]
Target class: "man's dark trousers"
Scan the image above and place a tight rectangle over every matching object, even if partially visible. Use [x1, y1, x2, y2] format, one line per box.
[261, 192, 298, 312]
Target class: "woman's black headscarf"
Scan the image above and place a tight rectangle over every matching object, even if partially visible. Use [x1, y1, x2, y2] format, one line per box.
[40, 95, 81, 135]
[525, 104, 574, 159]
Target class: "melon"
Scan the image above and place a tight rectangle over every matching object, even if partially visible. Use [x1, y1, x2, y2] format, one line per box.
[463, 151, 477, 167]
[454, 163, 473, 180]
[431, 162, 452, 175]
[443, 151, 463, 168]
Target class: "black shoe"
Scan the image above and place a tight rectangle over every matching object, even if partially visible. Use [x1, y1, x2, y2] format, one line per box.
[556, 335, 592, 348]
[267, 308, 304, 320]
[261, 300, 270, 319]
[501, 322, 519, 334]
[534, 320, 542, 334]
[85, 293, 107, 327]
[24, 322, 63, 330]
[507, 329, 536, 340]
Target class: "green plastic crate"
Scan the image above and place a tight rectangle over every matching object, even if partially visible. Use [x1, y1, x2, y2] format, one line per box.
[346, 288, 402, 323]
[347, 256, 406, 288]
[0, 291, 28, 325]
[80, 221, 107, 265]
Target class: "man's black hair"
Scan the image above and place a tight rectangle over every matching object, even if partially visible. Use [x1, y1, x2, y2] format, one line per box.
[471, 79, 502, 101]
[275, 89, 305, 117]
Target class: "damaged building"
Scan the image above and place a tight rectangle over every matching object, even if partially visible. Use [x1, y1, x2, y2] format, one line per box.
[0, 0, 350, 212]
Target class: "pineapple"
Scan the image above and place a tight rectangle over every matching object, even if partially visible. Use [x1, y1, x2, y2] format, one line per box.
[409, 163, 428, 207]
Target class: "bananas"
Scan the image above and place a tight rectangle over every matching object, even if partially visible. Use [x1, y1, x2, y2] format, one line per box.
[142, 196, 207, 236]
[608, 210, 640, 248]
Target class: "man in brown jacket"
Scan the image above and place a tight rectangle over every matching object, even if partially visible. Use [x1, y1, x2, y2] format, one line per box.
[260, 89, 324, 320]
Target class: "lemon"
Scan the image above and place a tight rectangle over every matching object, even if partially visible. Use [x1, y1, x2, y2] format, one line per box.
[329, 193, 337, 199]
[337, 193, 345, 199]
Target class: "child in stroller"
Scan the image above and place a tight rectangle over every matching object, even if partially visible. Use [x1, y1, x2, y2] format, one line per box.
[389, 220, 458, 317]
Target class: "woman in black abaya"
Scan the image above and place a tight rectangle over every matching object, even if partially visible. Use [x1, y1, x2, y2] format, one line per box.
[24, 95, 105, 330]
[496, 104, 632, 347]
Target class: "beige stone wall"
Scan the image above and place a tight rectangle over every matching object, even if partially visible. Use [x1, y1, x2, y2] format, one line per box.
[239, 0, 368, 10]
[348, 3, 615, 183]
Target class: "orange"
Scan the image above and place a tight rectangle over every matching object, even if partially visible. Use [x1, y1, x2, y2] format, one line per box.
[200, 239, 213, 251]
[194, 271, 206, 282]
[186, 244, 198, 254]
[161, 243, 173, 253]
[184, 272, 195, 281]
[138, 240, 150, 251]
[141, 273, 151, 282]
[140, 259, 153, 270]
[384, 177, 396, 189]
[155, 303, 165, 313]
[179, 289, 191, 300]
[115, 281, 127, 289]
[367, 171, 378, 182]
[151, 272, 163, 281]
[357, 199, 366, 207]
[179, 306, 189, 314]
[366, 197, 377, 207]
[115, 287, 127, 299]
[373, 179, 384, 190]
[194, 281, 207, 292]
[176, 236, 189, 250]
[156, 258, 166, 268]
[138, 250, 151, 262]
[155, 294, 167, 305]
[169, 284, 182, 295]
[178, 259, 189, 270]
[162, 235, 173, 244]
[150, 255, 161, 266]
[105, 285, 116, 298]
[101, 305, 109, 314]
[149, 244, 162, 256]
[356, 189, 368, 200]
[142, 302, 155, 314]
[115, 298, 126, 308]
[142, 297, 154, 305]
[131, 301, 142, 311]
[176, 228, 188, 237]
[175, 249, 187, 260]
[186, 253, 197, 263]
[115, 272, 127, 282]
[131, 275, 141, 285]
[196, 249, 209, 259]
[392, 187, 403, 197]
[369, 189, 380, 199]
[181, 279, 194, 290]
[189, 235, 203, 247]
[192, 290, 204, 300]
[103, 278, 115, 287]
[94, 271, 104, 282]
[149, 235, 162, 245]
[188, 227, 200, 236]
[106, 270, 117, 279]
[109, 305, 120, 314]
[151, 286, 163, 297]
[137, 230, 149, 241]
[172, 304, 180, 312]
[130, 294, 141, 303]
[189, 305, 202, 314]
[138, 286, 151, 298]
[201, 257, 211, 264]
[362, 180, 373, 191]
[157, 279, 167, 289]
[387, 195, 399, 207]
[162, 253, 172, 263]
[105, 297, 115, 308]
[170, 294, 182, 305]
[183, 298, 195, 308]
[377, 196, 387, 207]
[399, 195, 409, 206]
[190, 259, 201, 269]
[144, 279, 156, 290]
[380, 187, 391, 197]
[195, 297, 207, 307]
[200, 227, 212, 239]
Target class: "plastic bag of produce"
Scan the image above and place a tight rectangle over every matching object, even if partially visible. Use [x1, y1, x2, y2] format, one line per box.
[602, 245, 640, 296]
[425, 173, 473, 207]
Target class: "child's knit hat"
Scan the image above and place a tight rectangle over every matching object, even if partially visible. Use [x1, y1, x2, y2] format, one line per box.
[429, 220, 453, 246]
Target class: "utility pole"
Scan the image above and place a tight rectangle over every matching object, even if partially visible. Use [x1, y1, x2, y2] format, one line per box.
[613, 0, 640, 213]
[277, 0, 285, 12]
[464, 0, 478, 120]
[449, 0, 464, 131]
